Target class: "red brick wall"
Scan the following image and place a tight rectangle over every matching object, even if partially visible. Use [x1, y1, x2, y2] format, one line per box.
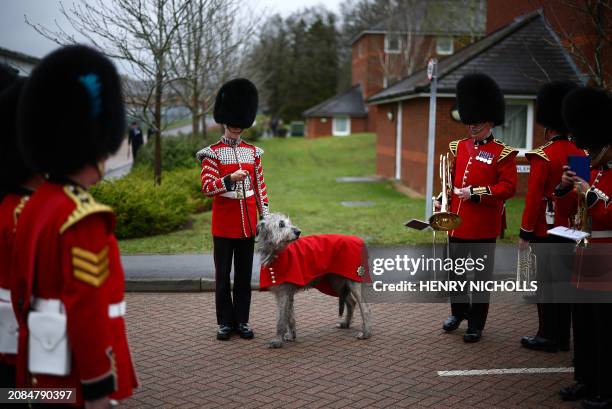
[375, 97, 547, 196]
[351, 35, 385, 99]
[305, 117, 332, 138]
[351, 117, 367, 133]
[375, 103, 398, 178]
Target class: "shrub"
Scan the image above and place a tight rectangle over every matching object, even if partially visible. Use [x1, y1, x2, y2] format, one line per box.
[133, 133, 217, 172]
[91, 167, 211, 239]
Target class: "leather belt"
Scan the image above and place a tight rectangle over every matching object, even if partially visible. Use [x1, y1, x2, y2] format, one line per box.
[0, 287, 10, 302]
[32, 298, 126, 318]
[591, 230, 612, 239]
[220, 190, 254, 199]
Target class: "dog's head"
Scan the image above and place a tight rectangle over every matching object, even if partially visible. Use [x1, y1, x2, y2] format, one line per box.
[256, 213, 301, 256]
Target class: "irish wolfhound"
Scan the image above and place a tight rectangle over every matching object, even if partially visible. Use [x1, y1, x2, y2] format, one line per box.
[257, 213, 372, 348]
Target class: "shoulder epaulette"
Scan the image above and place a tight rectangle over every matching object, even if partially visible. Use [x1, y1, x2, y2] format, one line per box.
[498, 145, 519, 162]
[255, 146, 264, 158]
[196, 146, 216, 163]
[60, 185, 113, 234]
[12, 196, 30, 231]
[525, 141, 552, 162]
[448, 138, 464, 156]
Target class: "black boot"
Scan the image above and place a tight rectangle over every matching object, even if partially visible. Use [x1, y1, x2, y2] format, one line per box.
[443, 315, 463, 332]
[216, 325, 233, 341]
[559, 382, 590, 401]
[463, 328, 482, 343]
[581, 397, 612, 409]
[521, 336, 559, 352]
[235, 323, 254, 339]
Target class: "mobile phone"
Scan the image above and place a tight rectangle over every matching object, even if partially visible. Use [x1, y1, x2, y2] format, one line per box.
[567, 155, 590, 182]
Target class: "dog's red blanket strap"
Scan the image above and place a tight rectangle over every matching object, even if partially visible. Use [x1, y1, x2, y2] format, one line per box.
[259, 234, 370, 296]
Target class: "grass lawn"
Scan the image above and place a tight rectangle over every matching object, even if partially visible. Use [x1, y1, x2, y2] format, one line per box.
[119, 133, 524, 254]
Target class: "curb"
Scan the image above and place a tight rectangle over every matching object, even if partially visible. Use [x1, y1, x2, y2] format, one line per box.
[125, 278, 260, 292]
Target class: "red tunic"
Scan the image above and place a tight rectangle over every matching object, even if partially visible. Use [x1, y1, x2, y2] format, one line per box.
[0, 192, 29, 367]
[520, 137, 586, 240]
[197, 137, 269, 239]
[554, 167, 612, 291]
[448, 136, 518, 239]
[10, 181, 137, 405]
[259, 235, 370, 296]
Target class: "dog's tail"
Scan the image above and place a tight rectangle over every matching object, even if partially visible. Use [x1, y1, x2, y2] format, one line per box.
[338, 285, 349, 317]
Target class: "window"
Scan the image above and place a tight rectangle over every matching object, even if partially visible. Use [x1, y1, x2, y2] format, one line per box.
[493, 100, 534, 155]
[384, 34, 401, 54]
[332, 116, 351, 136]
[436, 37, 454, 55]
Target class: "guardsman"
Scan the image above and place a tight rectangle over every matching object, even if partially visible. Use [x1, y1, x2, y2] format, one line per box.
[0, 65, 29, 389]
[10, 45, 137, 408]
[555, 87, 612, 409]
[519, 81, 585, 352]
[197, 78, 269, 341]
[441, 73, 518, 343]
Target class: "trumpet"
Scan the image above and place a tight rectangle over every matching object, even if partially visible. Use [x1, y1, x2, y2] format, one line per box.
[516, 245, 537, 282]
[430, 153, 462, 231]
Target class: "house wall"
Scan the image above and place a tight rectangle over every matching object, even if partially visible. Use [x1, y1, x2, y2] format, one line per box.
[305, 116, 368, 138]
[375, 96, 547, 196]
[305, 117, 332, 138]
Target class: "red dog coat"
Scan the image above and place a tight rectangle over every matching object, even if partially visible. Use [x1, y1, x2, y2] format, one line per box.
[259, 234, 370, 296]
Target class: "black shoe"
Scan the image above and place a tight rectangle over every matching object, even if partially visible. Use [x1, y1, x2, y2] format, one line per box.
[216, 325, 233, 341]
[443, 315, 463, 332]
[560, 383, 590, 401]
[521, 336, 558, 352]
[581, 397, 612, 409]
[235, 323, 254, 339]
[463, 328, 482, 343]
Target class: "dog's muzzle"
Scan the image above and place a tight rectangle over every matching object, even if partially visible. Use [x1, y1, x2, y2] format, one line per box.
[293, 228, 301, 238]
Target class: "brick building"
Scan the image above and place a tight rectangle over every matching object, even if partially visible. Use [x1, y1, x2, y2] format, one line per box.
[367, 10, 585, 196]
[303, 0, 486, 138]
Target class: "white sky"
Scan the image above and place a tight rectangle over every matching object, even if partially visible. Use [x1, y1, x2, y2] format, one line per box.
[0, 0, 345, 60]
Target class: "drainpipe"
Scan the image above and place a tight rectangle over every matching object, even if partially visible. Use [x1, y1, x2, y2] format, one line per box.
[395, 101, 402, 180]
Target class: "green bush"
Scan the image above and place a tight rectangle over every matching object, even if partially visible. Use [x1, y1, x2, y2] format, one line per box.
[133, 133, 216, 172]
[91, 167, 210, 239]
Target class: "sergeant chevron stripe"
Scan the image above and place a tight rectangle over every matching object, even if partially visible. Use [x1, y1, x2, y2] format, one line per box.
[72, 246, 110, 287]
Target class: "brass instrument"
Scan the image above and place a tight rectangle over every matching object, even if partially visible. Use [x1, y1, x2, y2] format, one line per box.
[430, 153, 462, 231]
[574, 188, 591, 247]
[516, 245, 537, 282]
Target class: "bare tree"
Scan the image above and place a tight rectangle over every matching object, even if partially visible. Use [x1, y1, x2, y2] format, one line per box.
[548, 0, 611, 88]
[168, 0, 260, 139]
[28, 0, 190, 185]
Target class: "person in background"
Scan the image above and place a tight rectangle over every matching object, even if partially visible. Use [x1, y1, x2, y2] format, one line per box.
[440, 73, 518, 343]
[519, 81, 584, 353]
[127, 121, 143, 160]
[197, 78, 269, 341]
[11, 45, 138, 409]
[555, 87, 612, 409]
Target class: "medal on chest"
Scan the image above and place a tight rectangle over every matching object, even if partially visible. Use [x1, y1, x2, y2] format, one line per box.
[475, 150, 494, 165]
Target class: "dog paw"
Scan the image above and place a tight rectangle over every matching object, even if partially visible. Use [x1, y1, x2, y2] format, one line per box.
[336, 322, 350, 329]
[356, 331, 371, 340]
[283, 332, 296, 342]
[267, 339, 284, 348]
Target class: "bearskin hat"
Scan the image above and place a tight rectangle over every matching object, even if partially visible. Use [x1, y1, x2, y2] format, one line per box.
[536, 81, 578, 133]
[0, 78, 35, 193]
[456, 73, 505, 126]
[17, 45, 125, 176]
[562, 86, 612, 151]
[213, 78, 258, 129]
[0, 63, 18, 93]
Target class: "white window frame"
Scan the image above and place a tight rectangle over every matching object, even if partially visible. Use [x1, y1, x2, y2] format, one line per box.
[494, 99, 534, 157]
[332, 116, 351, 136]
[384, 33, 401, 54]
[436, 36, 454, 55]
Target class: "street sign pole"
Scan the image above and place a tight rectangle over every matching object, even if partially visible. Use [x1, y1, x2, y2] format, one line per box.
[425, 59, 438, 220]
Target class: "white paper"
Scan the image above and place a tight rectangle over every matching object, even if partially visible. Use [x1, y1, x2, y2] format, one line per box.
[547, 226, 590, 242]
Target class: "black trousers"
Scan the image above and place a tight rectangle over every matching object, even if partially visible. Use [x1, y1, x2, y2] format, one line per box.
[531, 237, 573, 346]
[0, 362, 15, 387]
[448, 237, 496, 330]
[132, 142, 142, 159]
[213, 236, 254, 326]
[572, 299, 612, 398]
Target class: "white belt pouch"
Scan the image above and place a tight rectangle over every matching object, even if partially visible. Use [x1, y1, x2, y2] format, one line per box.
[0, 295, 18, 354]
[28, 299, 71, 376]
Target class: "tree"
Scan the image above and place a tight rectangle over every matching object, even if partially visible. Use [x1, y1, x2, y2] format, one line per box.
[168, 0, 259, 139]
[28, 0, 190, 185]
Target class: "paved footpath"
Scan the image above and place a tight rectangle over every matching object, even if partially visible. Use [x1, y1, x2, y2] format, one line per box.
[122, 292, 575, 408]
